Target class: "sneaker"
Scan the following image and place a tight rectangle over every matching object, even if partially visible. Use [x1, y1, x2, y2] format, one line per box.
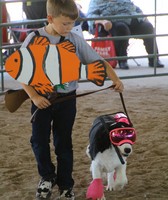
[36, 177, 57, 199]
[56, 188, 75, 200]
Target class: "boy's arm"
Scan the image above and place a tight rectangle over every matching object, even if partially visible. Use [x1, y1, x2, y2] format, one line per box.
[21, 83, 51, 109]
[104, 60, 124, 92]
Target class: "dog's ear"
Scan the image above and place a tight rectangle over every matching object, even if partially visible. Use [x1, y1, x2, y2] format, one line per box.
[89, 121, 111, 160]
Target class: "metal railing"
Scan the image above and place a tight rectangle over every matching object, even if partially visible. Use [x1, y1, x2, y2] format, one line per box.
[0, 0, 168, 94]
[85, 14, 168, 76]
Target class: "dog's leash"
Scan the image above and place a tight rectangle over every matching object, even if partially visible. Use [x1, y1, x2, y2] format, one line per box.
[115, 92, 133, 164]
[119, 92, 133, 126]
[31, 86, 132, 126]
[98, 92, 133, 165]
[30, 85, 130, 165]
[30, 85, 115, 122]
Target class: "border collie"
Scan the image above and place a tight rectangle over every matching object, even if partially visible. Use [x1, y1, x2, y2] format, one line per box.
[86, 112, 137, 200]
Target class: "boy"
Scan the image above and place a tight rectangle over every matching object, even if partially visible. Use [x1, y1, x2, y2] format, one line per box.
[21, 0, 124, 199]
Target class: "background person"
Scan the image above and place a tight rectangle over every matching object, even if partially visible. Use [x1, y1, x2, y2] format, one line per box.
[87, 0, 164, 69]
[23, 0, 47, 29]
[75, 3, 89, 31]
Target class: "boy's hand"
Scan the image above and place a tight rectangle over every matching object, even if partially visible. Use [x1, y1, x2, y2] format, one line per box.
[112, 80, 124, 93]
[31, 95, 51, 109]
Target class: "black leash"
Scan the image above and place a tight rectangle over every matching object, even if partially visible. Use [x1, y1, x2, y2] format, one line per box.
[119, 92, 133, 126]
[30, 85, 115, 123]
[30, 84, 131, 165]
[97, 92, 133, 165]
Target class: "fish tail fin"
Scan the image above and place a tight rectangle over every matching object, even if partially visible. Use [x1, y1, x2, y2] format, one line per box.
[86, 60, 107, 86]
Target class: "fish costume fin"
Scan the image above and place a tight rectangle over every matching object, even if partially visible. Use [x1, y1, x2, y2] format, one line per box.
[57, 40, 76, 53]
[33, 82, 54, 95]
[86, 60, 107, 86]
[29, 35, 50, 46]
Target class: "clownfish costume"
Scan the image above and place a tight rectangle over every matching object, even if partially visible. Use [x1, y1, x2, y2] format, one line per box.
[5, 36, 107, 94]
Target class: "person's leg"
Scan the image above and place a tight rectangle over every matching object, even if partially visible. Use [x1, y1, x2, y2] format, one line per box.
[110, 21, 130, 69]
[129, 19, 164, 67]
[31, 103, 57, 198]
[31, 103, 56, 179]
[97, 22, 130, 69]
[52, 94, 76, 191]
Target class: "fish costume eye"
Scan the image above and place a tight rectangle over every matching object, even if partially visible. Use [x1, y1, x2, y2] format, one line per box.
[14, 58, 18, 62]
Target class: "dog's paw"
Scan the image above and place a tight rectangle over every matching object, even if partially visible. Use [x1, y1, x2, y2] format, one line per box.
[113, 177, 128, 191]
[106, 179, 115, 191]
[106, 184, 113, 191]
[97, 193, 106, 200]
[106, 171, 115, 191]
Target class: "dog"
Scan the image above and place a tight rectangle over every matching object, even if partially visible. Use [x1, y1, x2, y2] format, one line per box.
[86, 112, 137, 200]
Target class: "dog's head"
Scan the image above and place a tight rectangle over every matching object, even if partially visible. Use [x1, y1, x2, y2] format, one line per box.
[108, 112, 137, 157]
[88, 112, 137, 160]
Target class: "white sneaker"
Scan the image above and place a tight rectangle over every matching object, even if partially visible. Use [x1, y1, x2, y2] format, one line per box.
[36, 177, 57, 199]
[56, 188, 75, 200]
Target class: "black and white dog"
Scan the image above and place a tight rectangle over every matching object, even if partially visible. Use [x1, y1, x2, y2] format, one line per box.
[86, 112, 137, 200]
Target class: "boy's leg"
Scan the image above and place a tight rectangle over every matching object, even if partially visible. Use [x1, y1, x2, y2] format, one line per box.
[31, 103, 56, 179]
[52, 94, 76, 191]
[31, 103, 57, 199]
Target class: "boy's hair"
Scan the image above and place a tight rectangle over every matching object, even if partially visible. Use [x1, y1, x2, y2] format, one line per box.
[47, 0, 78, 20]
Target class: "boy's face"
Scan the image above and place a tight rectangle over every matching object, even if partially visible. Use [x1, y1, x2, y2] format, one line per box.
[48, 14, 76, 36]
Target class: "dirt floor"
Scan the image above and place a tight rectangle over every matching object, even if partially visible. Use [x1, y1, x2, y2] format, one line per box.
[0, 77, 168, 200]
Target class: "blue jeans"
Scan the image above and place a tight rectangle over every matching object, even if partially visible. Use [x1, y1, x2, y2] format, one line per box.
[30, 92, 76, 190]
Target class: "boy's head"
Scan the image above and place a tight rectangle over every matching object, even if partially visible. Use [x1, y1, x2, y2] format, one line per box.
[46, 0, 79, 36]
[47, 0, 78, 20]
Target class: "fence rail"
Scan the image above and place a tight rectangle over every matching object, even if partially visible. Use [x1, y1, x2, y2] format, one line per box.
[0, 0, 168, 94]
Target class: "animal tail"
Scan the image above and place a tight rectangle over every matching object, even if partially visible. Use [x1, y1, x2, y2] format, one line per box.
[81, 60, 107, 86]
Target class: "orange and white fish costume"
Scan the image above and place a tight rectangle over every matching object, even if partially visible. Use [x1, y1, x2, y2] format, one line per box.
[5, 36, 107, 94]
